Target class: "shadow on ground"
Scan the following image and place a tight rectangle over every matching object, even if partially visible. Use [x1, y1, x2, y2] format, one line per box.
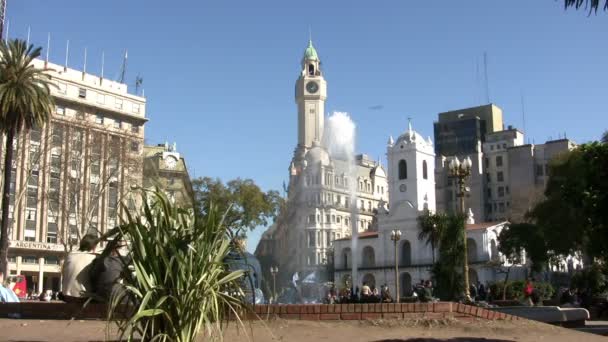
[374, 339, 515, 342]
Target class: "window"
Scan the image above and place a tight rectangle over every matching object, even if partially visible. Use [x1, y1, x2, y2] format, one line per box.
[503, 143, 507, 149]
[131, 141, 139, 152]
[486, 173, 491, 182]
[78, 87, 87, 98]
[114, 120, 121, 129]
[498, 186, 505, 197]
[490, 145, 494, 151]
[132, 103, 140, 114]
[131, 124, 140, 134]
[95, 113, 104, 124]
[47, 222, 58, 243]
[45, 256, 59, 265]
[97, 93, 105, 104]
[22, 256, 38, 264]
[57, 82, 67, 94]
[115, 98, 123, 110]
[308, 215, 314, 224]
[499, 202, 505, 213]
[422, 160, 428, 179]
[326, 214, 330, 223]
[506, 186, 510, 194]
[484, 158, 489, 168]
[56, 105, 65, 115]
[398, 160, 407, 180]
[487, 188, 491, 197]
[496, 156, 503, 167]
[497, 171, 504, 182]
[544, 164, 549, 176]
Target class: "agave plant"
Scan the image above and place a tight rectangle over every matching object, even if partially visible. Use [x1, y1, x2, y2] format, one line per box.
[105, 189, 245, 342]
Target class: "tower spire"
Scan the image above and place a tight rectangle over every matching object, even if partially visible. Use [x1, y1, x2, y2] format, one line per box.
[408, 117, 413, 137]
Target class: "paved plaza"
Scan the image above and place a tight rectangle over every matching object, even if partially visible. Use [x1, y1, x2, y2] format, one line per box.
[0, 318, 606, 342]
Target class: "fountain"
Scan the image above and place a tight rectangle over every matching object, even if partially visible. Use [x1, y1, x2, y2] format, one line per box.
[322, 111, 359, 290]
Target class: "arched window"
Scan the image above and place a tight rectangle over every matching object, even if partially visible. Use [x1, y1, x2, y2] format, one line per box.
[401, 240, 412, 266]
[398, 160, 407, 180]
[308, 64, 315, 75]
[343, 248, 351, 269]
[467, 238, 478, 262]
[490, 240, 499, 261]
[422, 160, 428, 180]
[362, 273, 376, 288]
[362, 246, 375, 267]
[400, 272, 412, 297]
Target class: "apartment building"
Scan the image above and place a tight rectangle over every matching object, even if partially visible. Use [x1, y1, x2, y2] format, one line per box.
[0, 58, 147, 294]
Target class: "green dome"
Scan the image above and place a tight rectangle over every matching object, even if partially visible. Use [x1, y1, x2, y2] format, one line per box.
[303, 40, 319, 61]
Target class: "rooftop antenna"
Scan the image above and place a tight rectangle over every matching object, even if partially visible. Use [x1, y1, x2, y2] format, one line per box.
[135, 74, 143, 95]
[118, 49, 128, 84]
[82, 47, 87, 80]
[0, 0, 7, 39]
[45, 32, 50, 67]
[64, 39, 69, 72]
[520, 89, 527, 140]
[100, 50, 104, 84]
[483, 51, 490, 104]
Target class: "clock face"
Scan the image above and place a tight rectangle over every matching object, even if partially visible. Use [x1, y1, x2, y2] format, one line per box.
[165, 156, 177, 169]
[305, 81, 319, 94]
[399, 184, 407, 193]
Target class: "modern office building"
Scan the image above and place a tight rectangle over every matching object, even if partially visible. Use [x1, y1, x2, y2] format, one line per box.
[434, 104, 575, 223]
[0, 58, 147, 294]
[143, 143, 194, 209]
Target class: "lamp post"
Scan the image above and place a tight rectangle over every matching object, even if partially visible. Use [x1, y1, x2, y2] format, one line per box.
[448, 156, 473, 302]
[390, 229, 402, 303]
[270, 266, 278, 303]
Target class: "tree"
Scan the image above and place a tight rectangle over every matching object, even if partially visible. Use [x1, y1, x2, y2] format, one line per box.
[496, 223, 542, 300]
[0, 40, 54, 275]
[431, 213, 466, 301]
[529, 142, 608, 262]
[417, 211, 447, 264]
[564, 0, 608, 14]
[602, 130, 608, 144]
[192, 177, 283, 240]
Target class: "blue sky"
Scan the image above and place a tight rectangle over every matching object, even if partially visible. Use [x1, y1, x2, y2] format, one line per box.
[10, 1, 608, 252]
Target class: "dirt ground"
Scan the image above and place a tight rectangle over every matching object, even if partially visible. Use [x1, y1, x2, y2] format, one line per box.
[0, 318, 606, 342]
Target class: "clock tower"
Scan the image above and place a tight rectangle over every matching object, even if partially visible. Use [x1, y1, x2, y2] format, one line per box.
[295, 39, 327, 149]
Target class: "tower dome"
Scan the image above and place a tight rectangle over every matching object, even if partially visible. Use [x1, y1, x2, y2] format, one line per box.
[303, 40, 319, 61]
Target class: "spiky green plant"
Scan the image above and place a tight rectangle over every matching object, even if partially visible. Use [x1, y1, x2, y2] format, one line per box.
[105, 190, 245, 342]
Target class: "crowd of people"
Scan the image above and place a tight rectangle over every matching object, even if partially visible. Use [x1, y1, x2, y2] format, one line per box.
[323, 279, 438, 304]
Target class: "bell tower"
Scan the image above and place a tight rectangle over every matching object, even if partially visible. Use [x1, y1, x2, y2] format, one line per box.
[295, 39, 327, 149]
[386, 120, 436, 212]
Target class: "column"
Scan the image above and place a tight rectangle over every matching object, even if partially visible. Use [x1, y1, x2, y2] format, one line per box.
[15, 256, 22, 275]
[38, 257, 44, 293]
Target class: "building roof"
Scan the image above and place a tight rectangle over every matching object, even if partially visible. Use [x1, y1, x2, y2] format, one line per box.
[466, 221, 506, 231]
[303, 40, 319, 61]
[334, 231, 378, 241]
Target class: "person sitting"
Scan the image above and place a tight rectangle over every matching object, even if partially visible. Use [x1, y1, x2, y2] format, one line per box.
[0, 271, 19, 303]
[382, 286, 394, 303]
[61, 234, 99, 302]
[90, 239, 131, 303]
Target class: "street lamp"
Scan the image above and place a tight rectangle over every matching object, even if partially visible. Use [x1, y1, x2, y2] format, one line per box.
[270, 266, 278, 303]
[390, 229, 402, 303]
[448, 156, 473, 302]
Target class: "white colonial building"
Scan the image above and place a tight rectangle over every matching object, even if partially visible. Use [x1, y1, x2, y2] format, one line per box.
[333, 123, 523, 297]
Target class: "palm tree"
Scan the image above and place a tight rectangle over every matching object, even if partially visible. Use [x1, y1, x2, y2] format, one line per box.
[0, 39, 54, 275]
[417, 212, 446, 264]
[564, 0, 608, 14]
